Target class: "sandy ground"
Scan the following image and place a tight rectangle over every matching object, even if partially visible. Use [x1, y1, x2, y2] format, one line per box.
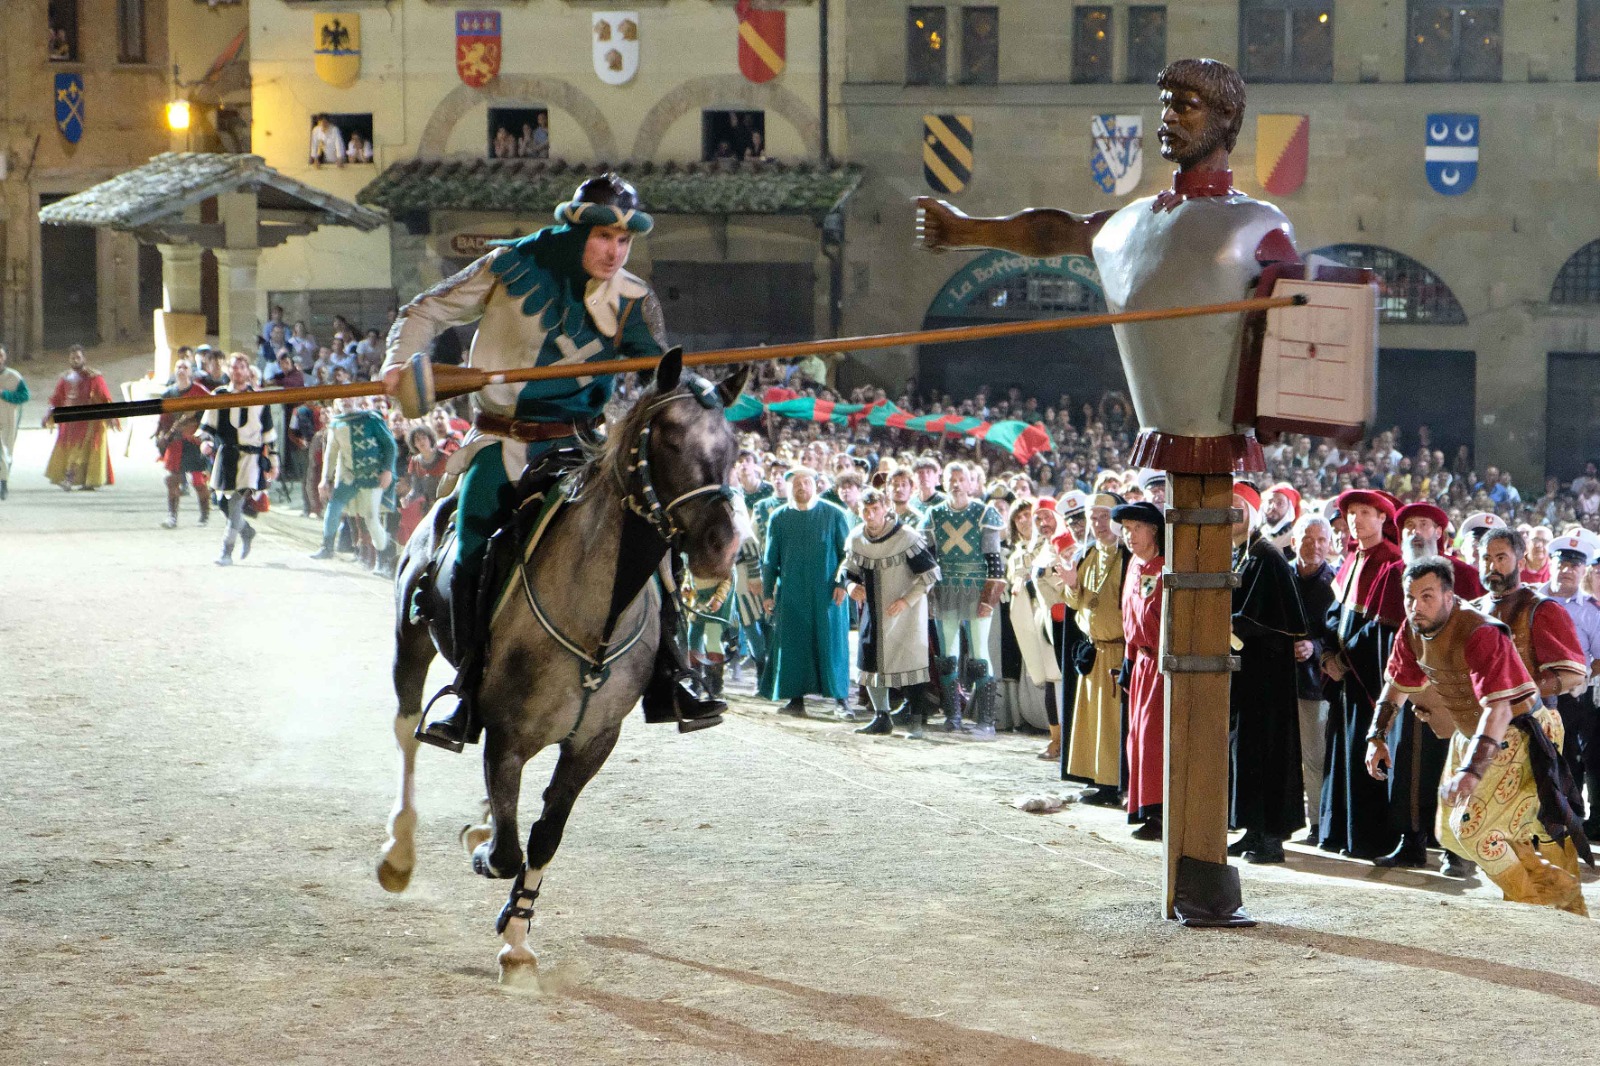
[4, 351, 1600, 1065]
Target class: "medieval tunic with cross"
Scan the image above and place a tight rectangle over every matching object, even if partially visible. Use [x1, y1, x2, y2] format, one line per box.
[199, 391, 276, 493]
[843, 519, 940, 688]
[380, 231, 664, 569]
[1385, 605, 1589, 913]
[921, 499, 1004, 621]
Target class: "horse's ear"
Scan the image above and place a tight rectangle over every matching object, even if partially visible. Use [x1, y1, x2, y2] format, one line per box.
[655, 347, 683, 392]
[717, 363, 752, 408]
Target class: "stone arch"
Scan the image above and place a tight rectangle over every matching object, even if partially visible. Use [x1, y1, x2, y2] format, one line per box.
[1309, 243, 1467, 325]
[631, 75, 820, 159]
[1551, 238, 1600, 305]
[417, 77, 619, 160]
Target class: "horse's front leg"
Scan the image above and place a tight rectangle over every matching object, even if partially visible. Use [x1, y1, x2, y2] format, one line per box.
[497, 726, 623, 986]
[472, 730, 528, 879]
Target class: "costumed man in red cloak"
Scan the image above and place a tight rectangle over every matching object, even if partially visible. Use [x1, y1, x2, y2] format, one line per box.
[43, 344, 117, 490]
[1319, 488, 1404, 861]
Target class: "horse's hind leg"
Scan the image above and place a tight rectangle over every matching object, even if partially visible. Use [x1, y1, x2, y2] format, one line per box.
[497, 727, 622, 985]
[377, 615, 436, 893]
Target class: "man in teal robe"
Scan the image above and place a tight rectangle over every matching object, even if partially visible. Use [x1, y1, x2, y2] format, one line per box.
[760, 468, 853, 715]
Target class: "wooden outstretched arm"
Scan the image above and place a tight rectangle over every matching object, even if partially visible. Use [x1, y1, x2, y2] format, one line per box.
[915, 196, 1116, 259]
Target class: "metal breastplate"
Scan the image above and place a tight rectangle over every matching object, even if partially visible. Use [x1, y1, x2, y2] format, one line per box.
[1091, 195, 1294, 438]
[1410, 604, 1501, 735]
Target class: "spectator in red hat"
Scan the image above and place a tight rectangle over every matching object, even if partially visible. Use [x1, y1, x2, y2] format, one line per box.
[1319, 489, 1406, 861]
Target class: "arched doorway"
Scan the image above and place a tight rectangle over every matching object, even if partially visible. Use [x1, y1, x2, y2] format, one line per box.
[918, 252, 1123, 416]
[1309, 243, 1474, 457]
[1545, 238, 1600, 480]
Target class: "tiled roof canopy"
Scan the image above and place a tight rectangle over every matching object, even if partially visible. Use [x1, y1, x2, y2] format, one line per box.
[358, 158, 864, 216]
[39, 153, 385, 245]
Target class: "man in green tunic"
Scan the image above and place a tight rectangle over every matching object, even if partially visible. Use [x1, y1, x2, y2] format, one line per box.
[760, 467, 853, 716]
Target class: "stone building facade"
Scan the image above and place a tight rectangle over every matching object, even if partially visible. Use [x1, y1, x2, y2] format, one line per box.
[248, 0, 853, 354]
[839, 0, 1600, 483]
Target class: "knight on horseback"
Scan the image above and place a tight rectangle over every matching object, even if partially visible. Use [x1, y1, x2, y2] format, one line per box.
[381, 173, 726, 751]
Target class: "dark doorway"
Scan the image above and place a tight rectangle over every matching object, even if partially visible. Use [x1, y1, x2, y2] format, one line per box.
[1374, 347, 1476, 458]
[200, 197, 219, 336]
[137, 241, 163, 329]
[652, 261, 813, 351]
[1546, 351, 1600, 482]
[39, 194, 99, 349]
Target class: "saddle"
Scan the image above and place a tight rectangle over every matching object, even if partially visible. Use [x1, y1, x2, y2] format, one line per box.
[411, 447, 588, 667]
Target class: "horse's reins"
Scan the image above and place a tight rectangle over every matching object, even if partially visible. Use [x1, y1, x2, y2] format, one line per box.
[616, 391, 736, 542]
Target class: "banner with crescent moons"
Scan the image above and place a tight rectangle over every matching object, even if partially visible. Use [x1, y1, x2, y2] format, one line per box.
[1425, 113, 1478, 196]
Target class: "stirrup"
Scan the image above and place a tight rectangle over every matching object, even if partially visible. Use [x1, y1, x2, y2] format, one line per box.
[416, 685, 473, 753]
[495, 878, 542, 934]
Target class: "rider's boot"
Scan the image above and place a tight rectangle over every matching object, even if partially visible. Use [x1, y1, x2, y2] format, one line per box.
[416, 563, 487, 753]
[641, 594, 725, 732]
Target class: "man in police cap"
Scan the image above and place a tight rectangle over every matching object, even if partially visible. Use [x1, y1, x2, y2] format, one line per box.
[1539, 528, 1600, 833]
[382, 173, 725, 750]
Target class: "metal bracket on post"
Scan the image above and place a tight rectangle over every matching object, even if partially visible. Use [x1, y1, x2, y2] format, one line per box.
[1162, 571, 1241, 590]
[1165, 507, 1243, 525]
[1161, 655, 1240, 673]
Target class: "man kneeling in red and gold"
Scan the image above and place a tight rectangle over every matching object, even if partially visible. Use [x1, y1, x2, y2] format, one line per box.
[1368, 556, 1592, 914]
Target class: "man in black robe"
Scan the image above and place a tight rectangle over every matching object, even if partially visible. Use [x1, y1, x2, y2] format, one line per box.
[1226, 483, 1309, 863]
[1319, 489, 1404, 861]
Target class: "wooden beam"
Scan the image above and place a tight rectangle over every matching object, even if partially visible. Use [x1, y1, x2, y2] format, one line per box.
[1161, 472, 1239, 920]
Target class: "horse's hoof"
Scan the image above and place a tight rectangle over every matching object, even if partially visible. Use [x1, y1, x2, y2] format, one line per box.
[497, 950, 539, 988]
[376, 857, 413, 894]
[472, 841, 519, 879]
[460, 823, 492, 854]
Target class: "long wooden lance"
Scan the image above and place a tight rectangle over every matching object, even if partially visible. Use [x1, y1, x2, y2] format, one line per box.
[49, 293, 1306, 425]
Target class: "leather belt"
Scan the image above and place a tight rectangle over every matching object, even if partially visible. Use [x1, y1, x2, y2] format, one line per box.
[474, 412, 581, 445]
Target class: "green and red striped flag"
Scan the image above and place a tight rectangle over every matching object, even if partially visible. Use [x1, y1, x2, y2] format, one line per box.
[725, 395, 869, 425]
[866, 405, 1053, 462]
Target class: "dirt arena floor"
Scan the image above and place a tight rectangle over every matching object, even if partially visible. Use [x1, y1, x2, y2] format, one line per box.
[3, 351, 1599, 1065]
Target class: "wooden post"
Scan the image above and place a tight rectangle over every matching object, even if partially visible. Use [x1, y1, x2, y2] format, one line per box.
[1161, 472, 1251, 925]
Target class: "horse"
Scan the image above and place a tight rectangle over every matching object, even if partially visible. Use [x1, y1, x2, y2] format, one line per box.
[377, 351, 747, 983]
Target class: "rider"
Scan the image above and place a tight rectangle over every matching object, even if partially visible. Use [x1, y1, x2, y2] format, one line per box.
[381, 173, 726, 751]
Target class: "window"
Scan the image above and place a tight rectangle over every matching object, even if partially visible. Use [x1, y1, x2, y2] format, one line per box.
[1551, 240, 1600, 305]
[702, 110, 765, 162]
[1072, 7, 1113, 84]
[117, 0, 145, 63]
[906, 7, 948, 86]
[980, 273, 1106, 317]
[1579, 0, 1600, 80]
[47, 0, 78, 62]
[1239, 1, 1333, 82]
[961, 7, 999, 85]
[488, 107, 548, 160]
[1127, 6, 1167, 84]
[1407, 2, 1501, 82]
[1310, 244, 1466, 324]
[309, 113, 374, 166]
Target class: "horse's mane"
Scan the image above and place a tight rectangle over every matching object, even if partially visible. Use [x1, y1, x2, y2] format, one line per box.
[584, 377, 691, 489]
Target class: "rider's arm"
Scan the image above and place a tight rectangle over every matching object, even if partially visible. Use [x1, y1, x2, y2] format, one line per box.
[381, 249, 506, 379]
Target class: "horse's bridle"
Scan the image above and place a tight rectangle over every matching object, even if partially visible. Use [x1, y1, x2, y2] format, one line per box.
[615, 392, 734, 543]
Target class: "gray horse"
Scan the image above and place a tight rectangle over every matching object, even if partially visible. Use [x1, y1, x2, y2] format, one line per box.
[377, 352, 746, 983]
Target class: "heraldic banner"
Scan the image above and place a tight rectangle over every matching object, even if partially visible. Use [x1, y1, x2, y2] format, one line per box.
[314, 13, 361, 88]
[736, 0, 785, 83]
[923, 114, 973, 195]
[593, 12, 639, 85]
[457, 11, 501, 88]
[1255, 114, 1309, 196]
[54, 73, 84, 144]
